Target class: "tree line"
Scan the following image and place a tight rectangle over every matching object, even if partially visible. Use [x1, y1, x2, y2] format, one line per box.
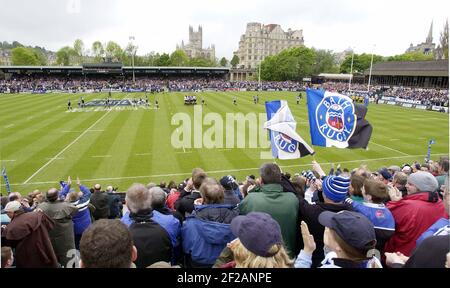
[3, 18, 448, 81]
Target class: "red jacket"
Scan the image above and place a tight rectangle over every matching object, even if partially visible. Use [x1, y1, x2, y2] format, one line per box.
[385, 192, 447, 256]
[166, 190, 181, 211]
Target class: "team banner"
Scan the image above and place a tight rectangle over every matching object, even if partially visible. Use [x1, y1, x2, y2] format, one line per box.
[2, 167, 11, 194]
[264, 100, 314, 159]
[306, 89, 372, 149]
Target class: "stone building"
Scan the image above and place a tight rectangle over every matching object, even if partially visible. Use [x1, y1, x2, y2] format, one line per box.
[177, 25, 215, 62]
[234, 22, 304, 70]
[406, 21, 436, 55]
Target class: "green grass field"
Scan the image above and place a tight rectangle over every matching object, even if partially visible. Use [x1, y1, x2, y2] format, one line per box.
[0, 91, 448, 194]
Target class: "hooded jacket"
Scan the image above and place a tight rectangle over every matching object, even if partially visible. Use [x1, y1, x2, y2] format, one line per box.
[181, 204, 238, 266]
[239, 183, 299, 259]
[385, 192, 447, 256]
[3, 211, 59, 268]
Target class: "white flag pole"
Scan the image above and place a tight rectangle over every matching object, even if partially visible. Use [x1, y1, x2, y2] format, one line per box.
[367, 44, 375, 92]
[348, 48, 354, 91]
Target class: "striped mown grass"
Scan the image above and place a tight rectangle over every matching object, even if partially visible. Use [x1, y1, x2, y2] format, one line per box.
[0, 91, 448, 194]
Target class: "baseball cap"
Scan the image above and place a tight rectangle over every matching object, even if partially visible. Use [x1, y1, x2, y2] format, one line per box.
[378, 168, 392, 181]
[319, 210, 376, 252]
[231, 212, 282, 257]
[3, 201, 22, 213]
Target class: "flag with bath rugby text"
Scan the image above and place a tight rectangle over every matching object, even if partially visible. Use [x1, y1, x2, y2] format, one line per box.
[306, 89, 372, 149]
[264, 100, 314, 159]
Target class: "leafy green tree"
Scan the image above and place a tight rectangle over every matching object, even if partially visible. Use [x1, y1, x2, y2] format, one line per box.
[105, 41, 123, 62]
[230, 55, 239, 67]
[72, 39, 85, 64]
[340, 53, 384, 73]
[91, 41, 105, 61]
[219, 57, 228, 66]
[123, 42, 138, 66]
[33, 49, 47, 65]
[188, 56, 216, 67]
[11, 47, 44, 65]
[11, 47, 39, 65]
[312, 49, 339, 74]
[156, 53, 171, 66]
[169, 50, 189, 66]
[56, 46, 76, 66]
[387, 51, 434, 62]
[259, 46, 316, 81]
[73, 39, 84, 57]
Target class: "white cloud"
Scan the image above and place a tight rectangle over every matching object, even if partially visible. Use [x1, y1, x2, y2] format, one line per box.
[0, 0, 448, 59]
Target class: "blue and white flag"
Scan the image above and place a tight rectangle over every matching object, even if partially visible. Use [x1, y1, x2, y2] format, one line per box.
[264, 100, 314, 159]
[307, 89, 372, 149]
[2, 167, 11, 194]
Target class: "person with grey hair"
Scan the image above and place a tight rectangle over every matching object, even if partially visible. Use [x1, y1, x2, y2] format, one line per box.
[37, 188, 78, 267]
[385, 171, 447, 256]
[7, 192, 32, 212]
[149, 187, 181, 253]
[239, 163, 299, 259]
[121, 184, 172, 268]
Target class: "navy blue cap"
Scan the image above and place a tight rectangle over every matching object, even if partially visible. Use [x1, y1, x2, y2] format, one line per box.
[319, 210, 376, 252]
[378, 168, 392, 181]
[231, 212, 282, 257]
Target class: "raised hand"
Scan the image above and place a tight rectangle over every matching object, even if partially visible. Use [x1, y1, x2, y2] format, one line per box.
[77, 176, 81, 186]
[67, 176, 72, 186]
[387, 185, 402, 201]
[300, 221, 316, 254]
[312, 160, 326, 177]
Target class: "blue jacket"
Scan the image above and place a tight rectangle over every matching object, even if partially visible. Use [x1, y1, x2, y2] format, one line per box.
[121, 210, 180, 249]
[181, 205, 237, 266]
[345, 198, 395, 231]
[60, 184, 92, 235]
[416, 218, 450, 246]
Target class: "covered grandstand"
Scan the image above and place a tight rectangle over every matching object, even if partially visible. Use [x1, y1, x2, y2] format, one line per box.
[364, 60, 449, 88]
[0, 63, 230, 78]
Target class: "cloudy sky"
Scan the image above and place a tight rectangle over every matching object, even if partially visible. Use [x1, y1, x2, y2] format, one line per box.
[0, 0, 448, 59]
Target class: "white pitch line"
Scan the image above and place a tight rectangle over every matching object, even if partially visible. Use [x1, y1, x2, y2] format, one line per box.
[1, 159, 16, 162]
[92, 155, 112, 158]
[12, 153, 448, 186]
[389, 139, 400, 141]
[23, 105, 117, 184]
[175, 151, 192, 154]
[135, 153, 152, 156]
[370, 141, 409, 156]
[45, 157, 65, 160]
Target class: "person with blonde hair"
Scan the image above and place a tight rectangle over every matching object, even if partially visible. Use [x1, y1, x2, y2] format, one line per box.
[226, 212, 293, 268]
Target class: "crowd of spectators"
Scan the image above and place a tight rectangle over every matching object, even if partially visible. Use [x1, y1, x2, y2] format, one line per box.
[1, 76, 447, 106]
[1, 157, 449, 268]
